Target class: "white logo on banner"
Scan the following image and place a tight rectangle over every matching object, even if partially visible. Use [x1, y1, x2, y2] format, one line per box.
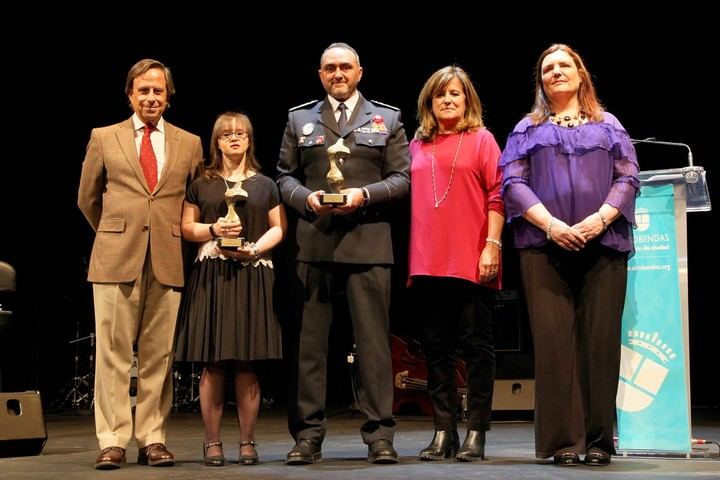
[635, 207, 650, 232]
[617, 330, 676, 412]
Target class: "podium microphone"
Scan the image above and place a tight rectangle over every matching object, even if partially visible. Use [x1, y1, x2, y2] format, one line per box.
[631, 137, 694, 167]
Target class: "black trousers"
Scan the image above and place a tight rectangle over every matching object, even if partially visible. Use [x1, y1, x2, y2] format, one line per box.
[413, 276, 496, 432]
[519, 243, 627, 458]
[288, 261, 396, 445]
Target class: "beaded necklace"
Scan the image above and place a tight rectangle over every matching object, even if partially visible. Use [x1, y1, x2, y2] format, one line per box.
[549, 110, 587, 128]
[431, 131, 464, 208]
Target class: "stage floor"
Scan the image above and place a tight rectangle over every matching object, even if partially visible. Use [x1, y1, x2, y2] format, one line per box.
[2, 408, 720, 479]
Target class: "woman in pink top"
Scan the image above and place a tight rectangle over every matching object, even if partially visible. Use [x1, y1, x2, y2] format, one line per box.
[408, 66, 505, 462]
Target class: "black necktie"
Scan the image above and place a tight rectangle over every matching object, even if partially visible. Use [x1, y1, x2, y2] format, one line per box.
[337, 102, 348, 131]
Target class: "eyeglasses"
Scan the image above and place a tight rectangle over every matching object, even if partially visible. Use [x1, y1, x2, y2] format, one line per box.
[220, 131, 249, 141]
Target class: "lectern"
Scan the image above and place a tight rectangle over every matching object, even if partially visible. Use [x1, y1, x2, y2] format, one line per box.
[616, 164, 710, 455]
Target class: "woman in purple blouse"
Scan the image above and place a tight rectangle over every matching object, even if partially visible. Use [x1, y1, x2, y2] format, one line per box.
[500, 44, 639, 467]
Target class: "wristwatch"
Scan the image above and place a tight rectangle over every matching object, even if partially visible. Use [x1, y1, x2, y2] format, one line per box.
[361, 187, 370, 207]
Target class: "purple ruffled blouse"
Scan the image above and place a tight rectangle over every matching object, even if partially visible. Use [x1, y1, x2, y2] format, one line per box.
[500, 112, 639, 253]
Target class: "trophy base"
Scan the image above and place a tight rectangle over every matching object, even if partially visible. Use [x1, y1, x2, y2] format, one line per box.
[218, 237, 245, 249]
[320, 193, 347, 206]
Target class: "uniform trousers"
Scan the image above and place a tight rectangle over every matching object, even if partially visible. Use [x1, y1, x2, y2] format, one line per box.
[288, 261, 396, 445]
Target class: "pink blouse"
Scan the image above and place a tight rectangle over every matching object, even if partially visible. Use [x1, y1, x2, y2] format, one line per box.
[409, 129, 504, 287]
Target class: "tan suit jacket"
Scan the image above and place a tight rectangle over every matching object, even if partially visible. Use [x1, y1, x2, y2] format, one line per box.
[78, 117, 203, 287]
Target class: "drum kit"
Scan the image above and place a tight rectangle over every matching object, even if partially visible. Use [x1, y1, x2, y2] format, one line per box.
[49, 321, 95, 413]
[50, 325, 201, 413]
[172, 362, 201, 412]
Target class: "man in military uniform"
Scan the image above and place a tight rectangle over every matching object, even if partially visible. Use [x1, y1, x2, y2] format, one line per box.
[276, 42, 410, 465]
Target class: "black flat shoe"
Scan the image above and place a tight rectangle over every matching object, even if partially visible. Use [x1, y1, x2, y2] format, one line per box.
[455, 430, 485, 462]
[239, 440, 259, 465]
[286, 439, 321, 465]
[203, 441, 225, 466]
[368, 439, 399, 464]
[585, 448, 611, 466]
[419, 431, 459, 461]
[553, 452, 581, 466]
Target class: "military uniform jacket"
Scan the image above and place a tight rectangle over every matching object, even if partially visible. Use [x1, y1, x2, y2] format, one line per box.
[277, 93, 410, 264]
[78, 117, 203, 287]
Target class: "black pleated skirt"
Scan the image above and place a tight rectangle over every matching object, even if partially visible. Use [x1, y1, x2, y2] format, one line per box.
[175, 258, 282, 362]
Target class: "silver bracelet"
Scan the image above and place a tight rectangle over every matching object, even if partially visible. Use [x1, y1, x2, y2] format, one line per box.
[250, 243, 260, 261]
[486, 238, 502, 249]
[546, 217, 556, 240]
[597, 211, 608, 230]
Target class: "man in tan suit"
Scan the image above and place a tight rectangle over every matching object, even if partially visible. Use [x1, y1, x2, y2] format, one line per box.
[78, 58, 203, 470]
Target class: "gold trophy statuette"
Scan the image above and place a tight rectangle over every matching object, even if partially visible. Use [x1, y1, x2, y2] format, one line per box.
[320, 137, 350, 205]
[218, 180, 249, 249]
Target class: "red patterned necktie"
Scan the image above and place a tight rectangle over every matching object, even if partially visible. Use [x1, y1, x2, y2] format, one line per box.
[139, 125, 158, 191]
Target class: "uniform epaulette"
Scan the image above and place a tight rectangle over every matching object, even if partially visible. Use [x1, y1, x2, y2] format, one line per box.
[288, 99, 319, 112]
[370, 99, 400, 111]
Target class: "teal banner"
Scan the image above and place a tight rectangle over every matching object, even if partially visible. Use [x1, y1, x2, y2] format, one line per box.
[616, 184, 690, 452]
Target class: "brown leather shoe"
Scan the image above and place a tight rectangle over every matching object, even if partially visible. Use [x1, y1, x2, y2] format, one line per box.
[138, 443, 175, 467]
[95, 446, 126, 470]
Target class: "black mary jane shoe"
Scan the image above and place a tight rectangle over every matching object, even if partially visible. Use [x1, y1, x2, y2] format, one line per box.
[553, 452, 581, 466]
[203, 441, 225, 466]
[455, 430, 485, 462]
[419, 431, 460, 461]
[239, 440, 259, 465]
[585, 448, 611, 466]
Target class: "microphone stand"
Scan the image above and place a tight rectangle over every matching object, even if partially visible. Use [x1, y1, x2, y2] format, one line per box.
[631, 137, 710, 212]
[631, 137, 694, 166]
[631, 137, 702, 184]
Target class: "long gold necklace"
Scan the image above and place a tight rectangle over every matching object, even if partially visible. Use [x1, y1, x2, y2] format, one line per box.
[431, 131, 464, 208]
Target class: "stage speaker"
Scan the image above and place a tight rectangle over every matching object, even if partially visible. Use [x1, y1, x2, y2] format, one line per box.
[0, 391, 47, 457]
[492, 379, 535, 411]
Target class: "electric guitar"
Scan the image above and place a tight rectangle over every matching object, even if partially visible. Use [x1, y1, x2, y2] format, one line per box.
[391, 335, 468, 417]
